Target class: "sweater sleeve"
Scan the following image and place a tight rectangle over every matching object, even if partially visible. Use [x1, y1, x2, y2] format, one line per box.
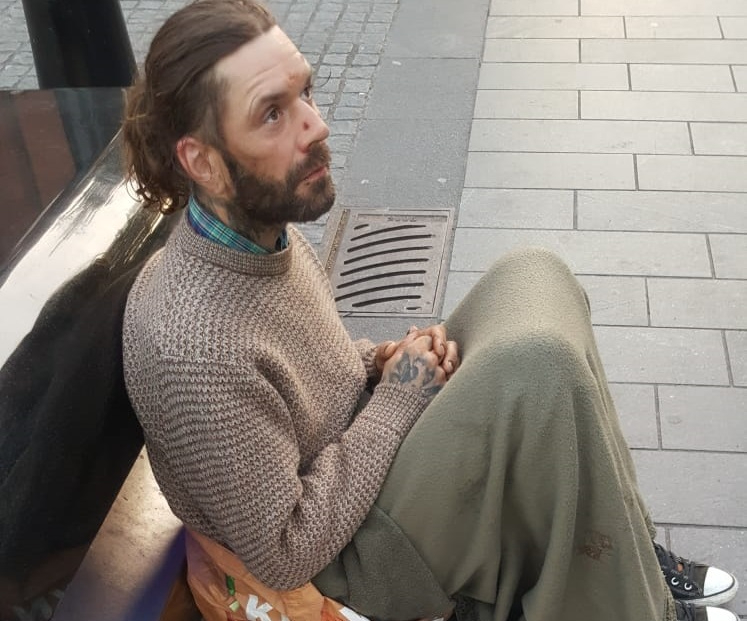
[155, 358, 428, 591]
[353, 338, 379, 382]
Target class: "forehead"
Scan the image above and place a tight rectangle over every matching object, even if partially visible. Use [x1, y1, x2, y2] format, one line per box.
[215, 26, 308, 104]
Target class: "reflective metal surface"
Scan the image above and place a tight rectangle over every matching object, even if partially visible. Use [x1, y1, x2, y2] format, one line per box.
[0, 89, 177, 619]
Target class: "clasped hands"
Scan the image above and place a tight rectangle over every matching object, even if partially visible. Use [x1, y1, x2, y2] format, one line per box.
[374, 324, 460, 400]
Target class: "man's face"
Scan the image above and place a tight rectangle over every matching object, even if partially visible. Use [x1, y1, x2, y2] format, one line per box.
[213, 26, 334, 226]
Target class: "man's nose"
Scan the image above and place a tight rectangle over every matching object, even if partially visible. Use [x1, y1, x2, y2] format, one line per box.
[299, 101, 330, 151]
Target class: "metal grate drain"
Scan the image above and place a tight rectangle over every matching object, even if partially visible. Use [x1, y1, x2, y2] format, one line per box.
[325, 209, 451, 316]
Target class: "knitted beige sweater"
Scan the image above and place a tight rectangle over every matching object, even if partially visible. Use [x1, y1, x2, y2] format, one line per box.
[122, 217, 430, 590]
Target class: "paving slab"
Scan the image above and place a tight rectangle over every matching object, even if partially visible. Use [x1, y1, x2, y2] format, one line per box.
[441, 271, 484, 319]
[594, 326, 729, 385]
[630, 64, 736, 93]
[468, 119, 691, 154]
[577, 190, 747, 233]
[637, 155, 747, 192]
[450, 229, 711, 276]
[609, 383, 659, 449]
[582, 0, 747, 17]
[473, 90, 579, 119]
[487, 16, 624, 38]
[659, 385, 747, 452]
[691, 122, 747, 155]
[581, 91, 747, 122]
[489, 0, 579, 16]
[457, 188, 574, 229]
[726, 331, 747, 387]
[582, 39, 747, 65]
[624, 16, 722, 39]
[577, 275, 649, 326]
[735, 66, 747, 93]
[720, 17, 747, 38]
[709, 234, 747, 279]
[648, 278, 747, 329]
[633, 450, 747, 527]
[479, 62, 629, 90]
[482, 39, 579, 63]
[464, 152, 635, 189]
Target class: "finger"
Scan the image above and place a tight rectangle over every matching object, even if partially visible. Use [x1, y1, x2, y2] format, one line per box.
[382, 340, 398, 358]
[442, 340, 460, 377]
[429, 324, 447, 359]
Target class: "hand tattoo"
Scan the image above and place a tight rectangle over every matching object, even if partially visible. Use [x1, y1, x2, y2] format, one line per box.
[388, 353, 442, 399]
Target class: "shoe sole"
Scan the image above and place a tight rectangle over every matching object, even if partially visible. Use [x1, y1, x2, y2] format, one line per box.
[681, 577, 739, 608]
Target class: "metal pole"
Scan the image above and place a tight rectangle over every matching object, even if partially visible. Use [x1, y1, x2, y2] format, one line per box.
[21, 0, 136, 89]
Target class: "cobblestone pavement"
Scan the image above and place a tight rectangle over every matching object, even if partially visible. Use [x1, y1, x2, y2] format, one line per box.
[0, 0, 397, 246]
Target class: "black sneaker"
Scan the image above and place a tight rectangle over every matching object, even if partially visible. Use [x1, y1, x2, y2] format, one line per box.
[656, 543, 739, 607]
[675, 601, 738, 621]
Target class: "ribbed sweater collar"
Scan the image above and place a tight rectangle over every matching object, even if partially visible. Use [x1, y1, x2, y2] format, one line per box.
[172, 212, 294, 277]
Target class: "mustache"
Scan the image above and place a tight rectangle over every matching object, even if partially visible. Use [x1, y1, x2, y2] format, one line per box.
[292, 142, 331, 185]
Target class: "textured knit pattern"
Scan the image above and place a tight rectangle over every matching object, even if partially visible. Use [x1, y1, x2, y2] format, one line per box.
[122, 216, 430, 590]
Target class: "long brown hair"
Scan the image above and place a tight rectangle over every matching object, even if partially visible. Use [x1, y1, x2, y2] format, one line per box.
[122, 0, 276, 213]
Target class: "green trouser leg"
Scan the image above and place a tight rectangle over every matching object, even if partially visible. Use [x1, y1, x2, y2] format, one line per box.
[316, 248, 675, 621]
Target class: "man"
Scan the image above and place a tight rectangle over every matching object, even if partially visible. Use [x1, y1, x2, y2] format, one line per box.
[121, 2, 738, 620]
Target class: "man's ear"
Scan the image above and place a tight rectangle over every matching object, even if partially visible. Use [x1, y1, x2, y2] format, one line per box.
[175, 136, 231, 199]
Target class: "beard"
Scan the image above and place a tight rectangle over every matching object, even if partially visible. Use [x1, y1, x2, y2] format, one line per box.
[220, 142, 336, 233]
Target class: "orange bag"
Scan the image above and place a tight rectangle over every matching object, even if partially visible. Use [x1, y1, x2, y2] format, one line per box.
[185, 528, 375, 621]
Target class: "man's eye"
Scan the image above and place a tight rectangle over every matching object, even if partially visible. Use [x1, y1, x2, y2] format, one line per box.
[302, 85, 313, 101]
[265, 107, 280, 123]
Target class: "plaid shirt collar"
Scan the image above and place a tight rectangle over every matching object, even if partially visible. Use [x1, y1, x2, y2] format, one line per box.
[187, 195, 288, 254]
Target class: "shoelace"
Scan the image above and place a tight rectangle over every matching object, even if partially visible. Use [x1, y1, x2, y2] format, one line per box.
[675, 601, 698, 621]
[655, 543, 700, 592]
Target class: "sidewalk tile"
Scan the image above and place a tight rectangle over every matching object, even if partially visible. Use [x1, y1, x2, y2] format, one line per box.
[474, 90, 579, 119]
[594, 326, 729, 385]
[720, 17, 747, 38]
[609, 383, 658, 449]
[630, 64, 735, 92]
[648, 278, 747, 329]
[442, 271, 483, 318]
[577, 191, 747, 233]
[735, 66, 747, 92]
[480, 62, 628, 90]
[582, 40, 747, 64]
[668, 528, 747, 618]
[692, 122, 747, 155]
[726, 331, 747, 386]
[659, 386, 747, 452]
[638, 155, 747, 192]
[451, 229, 711, 276]
[468, 119, 691, 154]
[633, 450, 747, 527]
[625, 16, 722, 39]
[710, 234, 747, 279]
[457, 188, 574, 228]
[581, 91, 747, 122]
[385, 0, 488, 58]
[483, 39, 579, 63]
[465, 152, 635, 189]
[366, 58, 478, 120]
[577, 275, 649, 326]
[583, 0, 747, 17]
[490, 0, 579, 16]
[487, 16, 623, 38]
[341, 119, 470, 209]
